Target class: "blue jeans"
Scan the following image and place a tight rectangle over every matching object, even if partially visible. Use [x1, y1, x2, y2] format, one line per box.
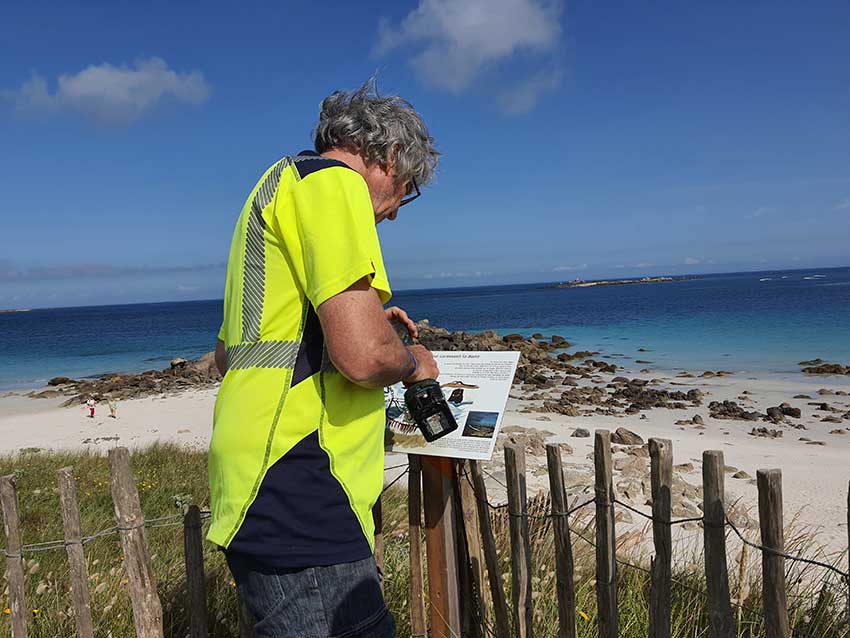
[226, 553, 396, 638]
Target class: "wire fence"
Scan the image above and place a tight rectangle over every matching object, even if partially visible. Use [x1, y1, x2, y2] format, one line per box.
[458, 464, 850, 590]
[6, 459, 843, 587]
[2, 451, 848, 638]
[0, 461, 413, 559]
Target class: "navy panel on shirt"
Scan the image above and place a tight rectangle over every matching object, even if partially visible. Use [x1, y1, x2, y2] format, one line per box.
[226, 430, 372, 569]
[291, 305, 323, 387]
[294, 150, 353, 179]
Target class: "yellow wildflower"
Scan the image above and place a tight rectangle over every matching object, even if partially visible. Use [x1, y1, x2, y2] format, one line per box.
[4, 608, 10, 615]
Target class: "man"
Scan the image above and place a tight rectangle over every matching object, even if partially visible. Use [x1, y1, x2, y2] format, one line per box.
[208, 80, 440, 638]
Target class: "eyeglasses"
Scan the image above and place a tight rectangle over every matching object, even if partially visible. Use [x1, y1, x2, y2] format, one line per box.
[399, 179, 421, 207]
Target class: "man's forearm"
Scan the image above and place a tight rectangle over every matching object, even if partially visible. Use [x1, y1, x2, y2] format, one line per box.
[349, 342, 416, 389]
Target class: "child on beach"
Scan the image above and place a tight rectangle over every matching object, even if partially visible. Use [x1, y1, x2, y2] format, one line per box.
[86, 397, 96, 418]
[108, 398, 118, 418]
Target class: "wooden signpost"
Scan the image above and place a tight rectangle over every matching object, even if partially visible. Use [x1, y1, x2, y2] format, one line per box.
[420, 455, 462, 638]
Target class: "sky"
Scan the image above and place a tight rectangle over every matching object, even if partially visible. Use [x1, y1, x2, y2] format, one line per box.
[1, 1, 849, 309]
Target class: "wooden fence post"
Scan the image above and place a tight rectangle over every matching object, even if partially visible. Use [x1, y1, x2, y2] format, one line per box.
[422, 455, 462, 638]
[757, 469, 790, 638]
[57, 467, 94, 638]
[505, 443, 533, 638]
[108, 447, 164, 638]
[0, 474, 28, 638]
[408, 455, 427, 638]
[469, 460, 511, 638]
[594, 430, 618, 638]
[183, 505, 208, 638]
[458, 460, 489, 635]
[373, 498, 383, 592]
[702, 451, 735, 637]
[649, 438, 672, 638]
[545, 444, 577, 638]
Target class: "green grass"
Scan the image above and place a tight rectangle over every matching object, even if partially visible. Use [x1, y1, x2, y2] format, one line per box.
[0, 444, 847, 637]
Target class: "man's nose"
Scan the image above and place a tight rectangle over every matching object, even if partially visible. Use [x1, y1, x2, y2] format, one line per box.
[388, 209, 398, 221]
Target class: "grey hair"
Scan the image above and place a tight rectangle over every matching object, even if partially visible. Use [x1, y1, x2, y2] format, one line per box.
[314, 78, 439, 186]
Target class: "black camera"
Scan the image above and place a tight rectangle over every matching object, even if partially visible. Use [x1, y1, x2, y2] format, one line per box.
[392, 320, 458, 442]
[404, 379, 458, 442]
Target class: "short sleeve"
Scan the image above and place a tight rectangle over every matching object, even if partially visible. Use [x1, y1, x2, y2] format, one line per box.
[288, 167, 392, 308]
[217, 323, 225, 341]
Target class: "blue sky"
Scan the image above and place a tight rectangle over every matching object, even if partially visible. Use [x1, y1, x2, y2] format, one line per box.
[1, 1, 848, 309]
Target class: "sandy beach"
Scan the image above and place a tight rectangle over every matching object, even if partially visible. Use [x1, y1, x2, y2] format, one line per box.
[2, 359, 848, 556]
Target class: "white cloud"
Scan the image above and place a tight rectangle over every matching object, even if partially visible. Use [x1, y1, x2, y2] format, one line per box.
[7, 57, 210, 125]
[834, 198, 850, 210]
[498, 68, 563, 115]
[376, 0, 562, 112]
[752, 207, 773, 218]
[552, 263, 588, 272]
[634, 262, 654, 269]
[683, 257, 701, 265]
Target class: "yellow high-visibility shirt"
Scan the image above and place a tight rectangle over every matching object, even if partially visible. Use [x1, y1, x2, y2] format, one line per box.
[208, 151, 391, 567]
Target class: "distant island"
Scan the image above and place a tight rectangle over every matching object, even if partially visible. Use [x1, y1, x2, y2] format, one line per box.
[0, 308, 32, 313]
[550, 275, 692, 289]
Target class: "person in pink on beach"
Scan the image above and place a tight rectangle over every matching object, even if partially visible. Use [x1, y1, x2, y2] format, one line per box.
[86, 397, 96, 418]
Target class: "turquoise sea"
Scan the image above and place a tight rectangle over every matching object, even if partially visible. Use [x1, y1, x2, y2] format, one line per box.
[1, 267, 848, 391]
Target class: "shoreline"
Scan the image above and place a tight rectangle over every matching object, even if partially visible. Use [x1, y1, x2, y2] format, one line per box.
[1, 327, 849, 555]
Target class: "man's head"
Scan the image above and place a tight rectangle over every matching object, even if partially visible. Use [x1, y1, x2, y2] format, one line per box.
[314, 79, 439, 223]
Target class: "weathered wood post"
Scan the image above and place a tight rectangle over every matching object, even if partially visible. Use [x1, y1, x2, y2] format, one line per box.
[469, 460, 511, 638]
[108, 447, 164, 638]
[594, 430, 618, 638]
[546, 443, 577, 638]
[0, 474, 28, 638]
[408, 455, 427, 637]
[757, 468, 790, 638]
[183, 504, 209, 638]
[457, 460, 489, 634]
[649, 438, 672, 638]
[57, 467, 94, 638]
[702, 451, 735, 637]
[505, 443, 533, 638]
[422, 455, 462, 638]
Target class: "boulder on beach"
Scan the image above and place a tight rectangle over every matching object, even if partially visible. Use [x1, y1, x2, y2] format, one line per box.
[779, 404, 801, 418]
[749, 427, 783, 438]
[709, 400, 763, 422]
[610, 427, 644, 446]
[801, 362, 850, 375]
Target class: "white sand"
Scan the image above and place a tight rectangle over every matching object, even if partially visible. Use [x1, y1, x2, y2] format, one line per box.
[1, 369, 848, 555]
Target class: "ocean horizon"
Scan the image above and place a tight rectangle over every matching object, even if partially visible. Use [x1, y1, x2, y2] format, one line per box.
[2, 266, 849, 391]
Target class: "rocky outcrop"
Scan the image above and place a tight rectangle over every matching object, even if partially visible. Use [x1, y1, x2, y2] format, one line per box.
[36, 353, 223, 406]
[709, 400, 763, 422]
[800, 360, 850, 375]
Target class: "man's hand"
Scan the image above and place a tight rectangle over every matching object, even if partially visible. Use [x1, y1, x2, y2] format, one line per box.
[403, 344, 439, 385]
[385, 306, 418, 341]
